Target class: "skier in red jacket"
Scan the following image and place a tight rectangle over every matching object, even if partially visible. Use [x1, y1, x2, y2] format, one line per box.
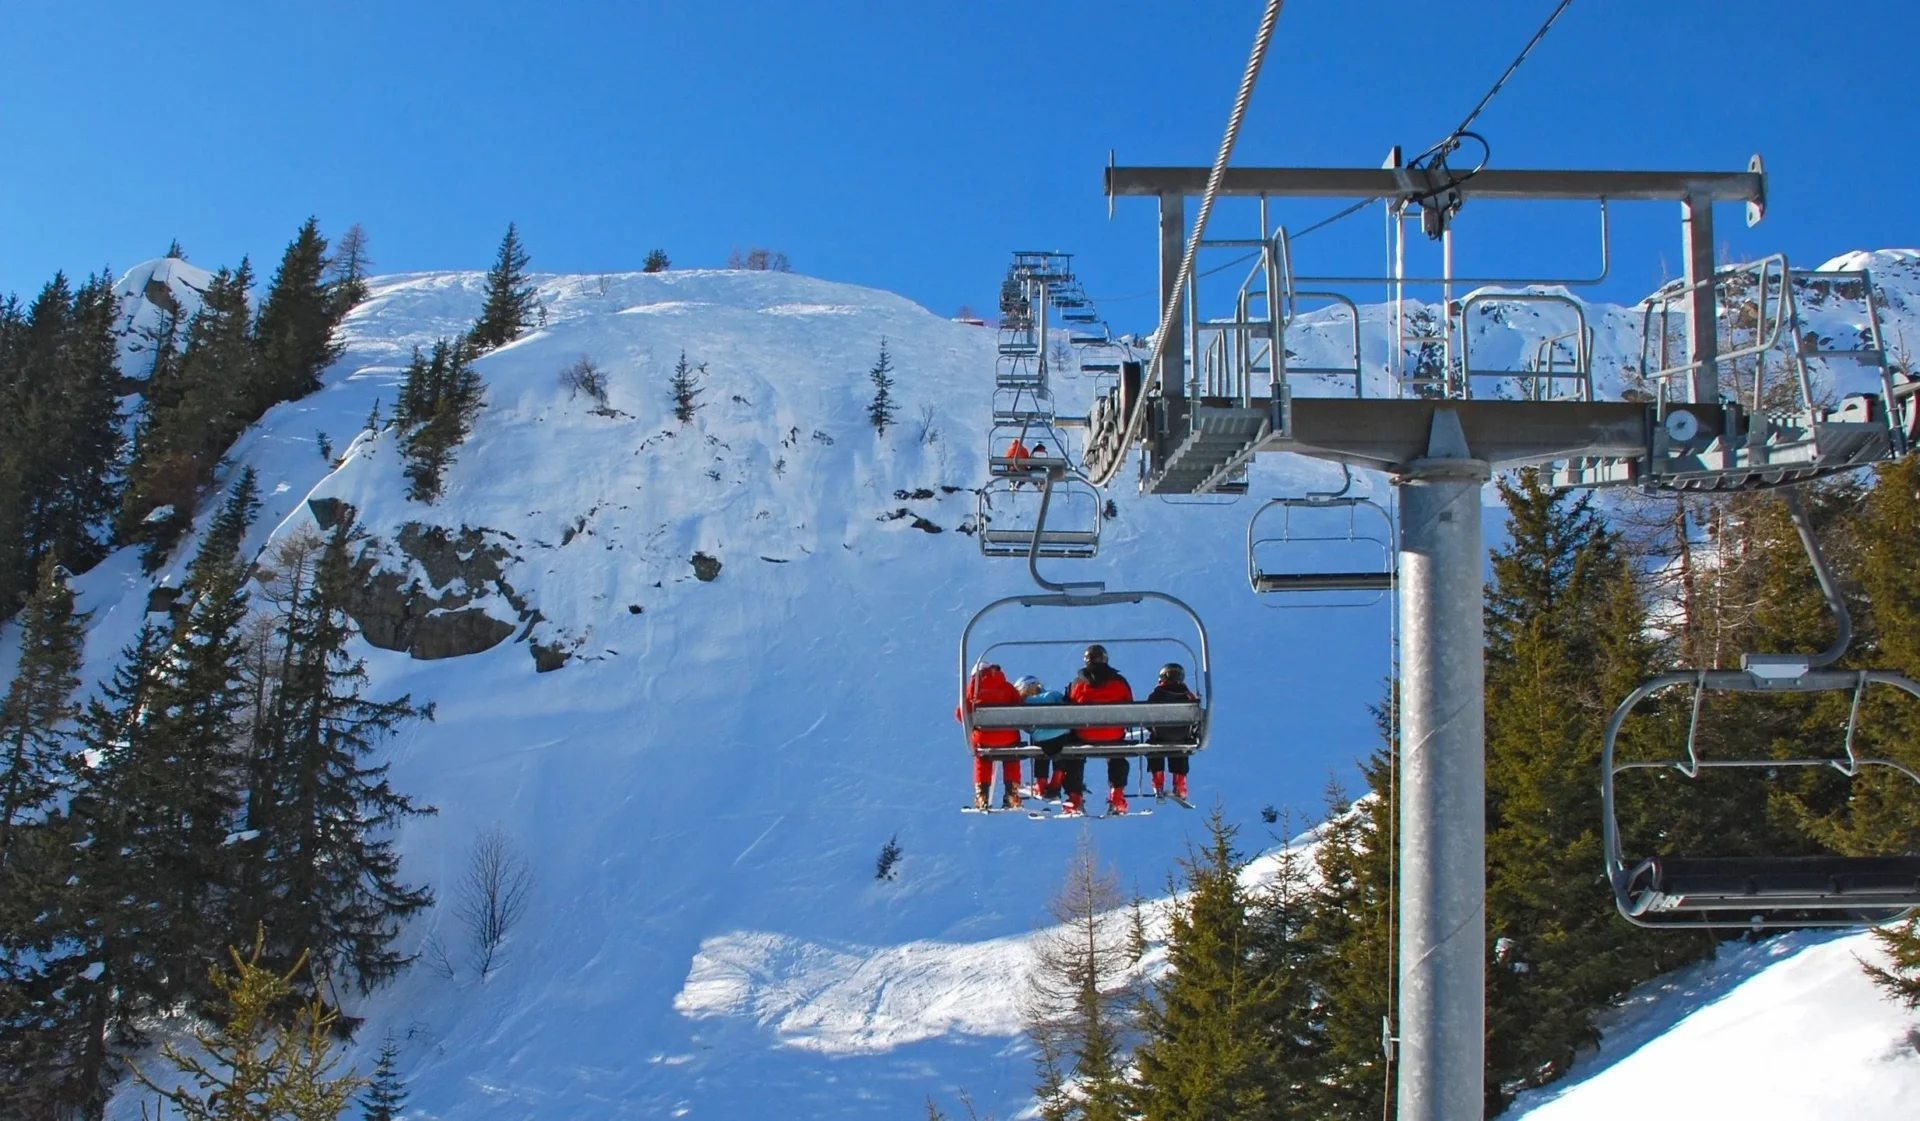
[957, 662, 1025, 810]
[1065, 644, 1134, 816]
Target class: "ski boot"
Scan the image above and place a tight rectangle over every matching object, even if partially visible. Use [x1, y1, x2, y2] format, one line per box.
[974, 783, 992, 811]
[1001, 786, 1024, 810]
[1060, 792, 1086, 817]
[1173, 773, 1189, 801]
[1108, 788, 1129, 816]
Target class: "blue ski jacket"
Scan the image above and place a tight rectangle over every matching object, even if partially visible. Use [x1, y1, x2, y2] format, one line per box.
[1025, 689, 1071, 744]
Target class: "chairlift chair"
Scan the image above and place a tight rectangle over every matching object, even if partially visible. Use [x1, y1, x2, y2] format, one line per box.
[988, 418, 1073, 479]
[976, 473, 1102, 560]
[1601, 486, 1920, 929]
[1602, 666, 1920, 929]
[1246, 492, 1395, 603]
[960, 594, 1212, 761]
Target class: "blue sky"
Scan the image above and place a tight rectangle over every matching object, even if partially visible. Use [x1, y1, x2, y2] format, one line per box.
[0, 0, 1909, 330]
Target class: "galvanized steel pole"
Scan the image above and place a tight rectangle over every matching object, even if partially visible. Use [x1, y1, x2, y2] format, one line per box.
[1395, 411, 1489, 1121]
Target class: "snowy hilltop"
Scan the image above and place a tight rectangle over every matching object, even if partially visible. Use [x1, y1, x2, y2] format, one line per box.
[24, 255, 1915, 1119]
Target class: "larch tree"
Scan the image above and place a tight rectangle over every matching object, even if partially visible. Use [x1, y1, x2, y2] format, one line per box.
[327, 223, 374, 317]
[1024, 837, 1137, 1121]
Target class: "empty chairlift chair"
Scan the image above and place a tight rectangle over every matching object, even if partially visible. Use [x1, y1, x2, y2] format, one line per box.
[1246, 490, 1395, 604]
[1601, 487, 1920, 929]
[976, 472, 1102, 560]
[959, 593, 1211, 762]
[1601, 666, 1920, 928]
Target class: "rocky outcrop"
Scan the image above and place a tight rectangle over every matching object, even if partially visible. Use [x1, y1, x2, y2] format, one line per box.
[308, 500, 530, 661]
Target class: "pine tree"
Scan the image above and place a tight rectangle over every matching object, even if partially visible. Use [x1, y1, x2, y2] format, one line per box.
[360, 1034, 408, 1121]
[11, 625, 178, 1120]
[1245, 817, 1334, 1114]
[867, 339, 897, 435]
[166, 238, 188, 260]
[469, 223, 537, 351]
[1130, 812, 1282, 1120]
[0, 271, 127, 614]
[0, 556, 86, 858]
[1298, 770, 1395, 1121]
[669, 351, 705, 423]
[643, 249, 670, 273]
[133, 931, 367, 1121]
[327, 223, 374, 316]
[242, 519, 434, 995]
[121, 261, 257, 566]
[1024, 838, 1136, 1121]
[394, 339, 486, 502]
[254, 217, 346, 410]
[1481, 470, 1700, 1110]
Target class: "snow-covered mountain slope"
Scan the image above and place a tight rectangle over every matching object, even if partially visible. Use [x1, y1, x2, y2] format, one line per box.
[41, 253, 1919, 1119]
[1513, 931, 1920, 1120]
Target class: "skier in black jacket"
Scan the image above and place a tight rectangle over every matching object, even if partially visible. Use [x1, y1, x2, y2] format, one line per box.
[1145, 663, 1198, 802]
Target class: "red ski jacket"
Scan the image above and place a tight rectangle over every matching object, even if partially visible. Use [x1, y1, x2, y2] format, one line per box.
[957, 664, 1023, 748]
[1068, 665, 1133, 742]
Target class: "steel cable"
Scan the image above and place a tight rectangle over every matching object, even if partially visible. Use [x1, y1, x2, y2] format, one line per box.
[1089, 0, 1286, 488]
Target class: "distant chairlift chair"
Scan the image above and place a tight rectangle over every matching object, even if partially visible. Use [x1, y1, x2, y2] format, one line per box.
[976, 471, 1102, 560]
[1601, 489, 1920, 929]
[1246, 472, 1395, 605]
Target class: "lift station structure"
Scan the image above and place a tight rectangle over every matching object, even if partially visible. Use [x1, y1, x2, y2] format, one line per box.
[1074, 155, 1918, 1121]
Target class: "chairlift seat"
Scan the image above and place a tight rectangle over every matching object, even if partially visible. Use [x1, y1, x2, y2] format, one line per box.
[1081, 362, 1122, 373]
[990, 455, 1071, 477]
[1069, 335, 1109, 345]
[979, 529, 1099, 559]
[1625, 854, 1920, 914]
[969, 702, 1202, 733]
[1252, 571, 1394, 593]
[975, 741, 1200, 760]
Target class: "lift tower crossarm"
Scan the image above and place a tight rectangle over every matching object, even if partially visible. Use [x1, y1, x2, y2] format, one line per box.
[1105, 165, 1766, 206]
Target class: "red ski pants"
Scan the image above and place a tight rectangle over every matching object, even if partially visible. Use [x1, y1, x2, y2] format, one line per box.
[973, 756, 1022, 787]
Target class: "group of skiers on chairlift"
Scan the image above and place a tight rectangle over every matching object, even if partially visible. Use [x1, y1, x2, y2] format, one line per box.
[956, 644, 1196, 817]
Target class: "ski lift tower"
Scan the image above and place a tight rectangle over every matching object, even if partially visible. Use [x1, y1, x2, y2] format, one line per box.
[1085, 157, 1914, 1121]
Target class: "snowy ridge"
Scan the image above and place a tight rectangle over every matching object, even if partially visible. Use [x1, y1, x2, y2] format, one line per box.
[42, 253, 1917, 1118]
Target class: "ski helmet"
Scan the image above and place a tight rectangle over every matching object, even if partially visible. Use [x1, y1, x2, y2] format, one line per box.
[1084, 644, 1109, 666]
[1159, 662, 1186, 684]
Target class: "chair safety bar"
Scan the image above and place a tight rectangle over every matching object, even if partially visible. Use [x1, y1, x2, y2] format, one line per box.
[990, 455, 1072, 477]
[968, 702, 1203, 730]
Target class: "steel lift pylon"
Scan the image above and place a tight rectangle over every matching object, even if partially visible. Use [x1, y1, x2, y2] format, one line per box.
[1083, 156, 1916, 1121]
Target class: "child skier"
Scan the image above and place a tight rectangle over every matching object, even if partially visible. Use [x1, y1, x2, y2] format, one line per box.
[1015, 675, 1072, 801]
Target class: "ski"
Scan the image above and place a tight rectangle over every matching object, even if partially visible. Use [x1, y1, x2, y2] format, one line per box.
[1100, 808, 1154, 819]
[1167, 795, 1194, 810]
